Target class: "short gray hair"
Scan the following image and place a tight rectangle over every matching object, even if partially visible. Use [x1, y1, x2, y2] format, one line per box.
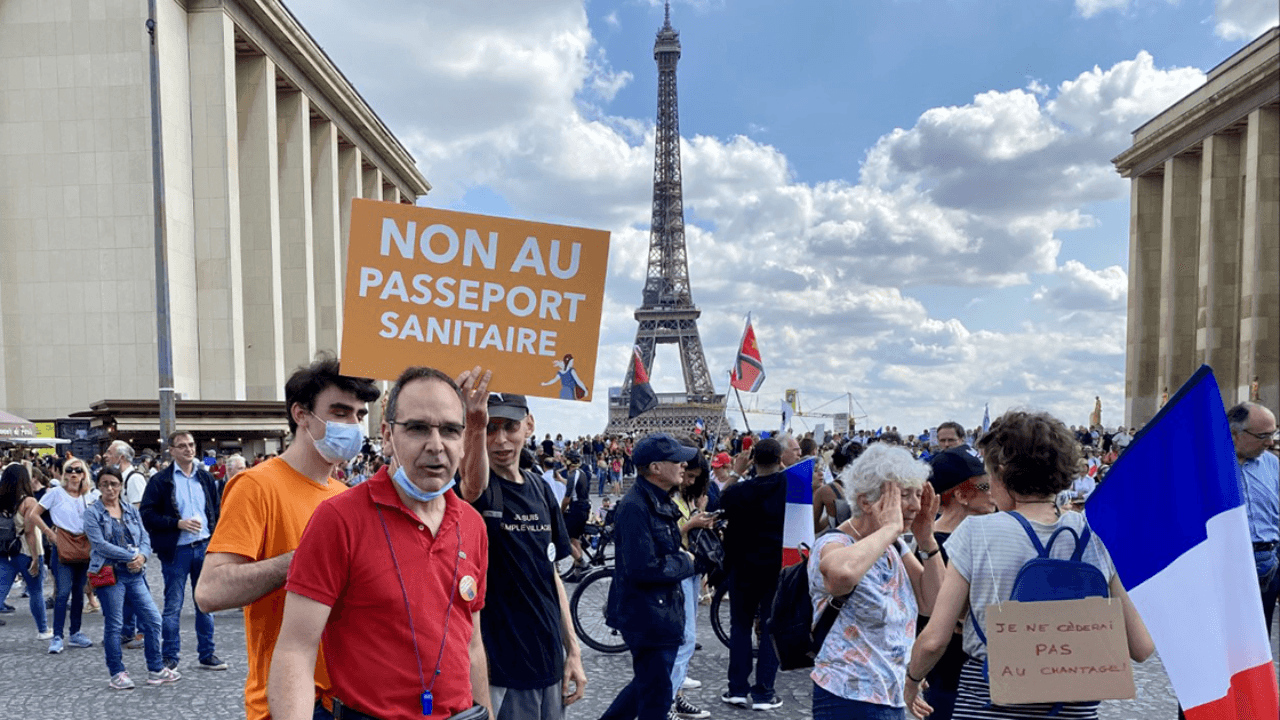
[842, 443, 931, 518]
[108, 440, 134, 462]
[226, 454, 247, 474]
[1227, 402, 1266, 434]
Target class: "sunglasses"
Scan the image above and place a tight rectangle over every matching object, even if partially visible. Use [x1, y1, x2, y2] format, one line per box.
[66, 467, 86, 474]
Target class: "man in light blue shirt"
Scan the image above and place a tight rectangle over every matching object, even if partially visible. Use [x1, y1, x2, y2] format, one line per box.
[140, 431, 225, 672]
[1229, 402, 1279, 636]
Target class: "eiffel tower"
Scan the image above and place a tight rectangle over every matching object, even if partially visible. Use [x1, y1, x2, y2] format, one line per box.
[605, 4, 729, 437]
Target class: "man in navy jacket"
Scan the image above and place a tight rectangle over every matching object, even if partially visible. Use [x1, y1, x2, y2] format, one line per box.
[602, 433, 698, 720]
[140, 431, 225, 672]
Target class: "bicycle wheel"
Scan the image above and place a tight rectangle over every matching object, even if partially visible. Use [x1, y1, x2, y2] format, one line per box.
[710, 583, 759, 656]
[570, 567, 627, 653]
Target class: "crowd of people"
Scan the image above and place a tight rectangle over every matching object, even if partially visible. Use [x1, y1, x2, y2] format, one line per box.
[1, 356, 1276, 720]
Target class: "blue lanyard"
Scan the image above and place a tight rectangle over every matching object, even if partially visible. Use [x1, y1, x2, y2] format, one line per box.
[375, 505, 463, 716]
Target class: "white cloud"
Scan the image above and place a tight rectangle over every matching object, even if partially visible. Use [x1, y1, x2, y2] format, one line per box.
[1075, 0, 1131, 19]
[1213, 0, 1279, 40]
[1033, 260, 1128, 312]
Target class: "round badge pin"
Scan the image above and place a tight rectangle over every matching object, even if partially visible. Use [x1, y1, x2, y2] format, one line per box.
[547, 542, 556, 563]
[459, 575, 477, 602]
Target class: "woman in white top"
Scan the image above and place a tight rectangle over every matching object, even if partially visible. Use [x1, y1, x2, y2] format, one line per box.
[26, 457, 96, 654]
[904, 411, 1153, 720]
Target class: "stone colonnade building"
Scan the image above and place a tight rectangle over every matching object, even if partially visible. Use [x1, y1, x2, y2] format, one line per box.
[0, 0, 429, 453]
[1113, 28, 1279, 426]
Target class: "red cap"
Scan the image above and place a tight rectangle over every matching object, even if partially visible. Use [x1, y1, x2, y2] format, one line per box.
[711, 452, 732, 468]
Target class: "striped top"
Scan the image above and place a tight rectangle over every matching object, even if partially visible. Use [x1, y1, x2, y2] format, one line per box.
[944, 511, 1116, 661]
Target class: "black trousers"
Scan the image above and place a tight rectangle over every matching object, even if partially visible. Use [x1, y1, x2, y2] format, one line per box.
[599, 636, 677, 720]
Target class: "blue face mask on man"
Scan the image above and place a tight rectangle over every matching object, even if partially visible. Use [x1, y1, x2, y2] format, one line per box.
[389, 435, 456, 502]
[307, 412, 364, 464]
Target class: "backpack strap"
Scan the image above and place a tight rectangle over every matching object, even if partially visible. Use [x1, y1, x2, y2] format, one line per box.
[1007, 511, 1048, 556]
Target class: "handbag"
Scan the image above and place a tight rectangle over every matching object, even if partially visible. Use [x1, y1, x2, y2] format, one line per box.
[54, 527, 91, 563]
[87, 564, 116, 588]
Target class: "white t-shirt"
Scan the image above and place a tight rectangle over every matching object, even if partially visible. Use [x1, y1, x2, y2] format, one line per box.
[945, 511, 1116, 661]
[38, 487, 90, 534]
[123, 467, 147, 505]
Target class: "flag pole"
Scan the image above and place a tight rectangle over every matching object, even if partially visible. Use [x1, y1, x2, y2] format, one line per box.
[732, 377, 752, 433]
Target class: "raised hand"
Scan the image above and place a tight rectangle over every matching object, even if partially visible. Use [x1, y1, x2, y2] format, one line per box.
[870, 481, 904, 536]
[911, 482, 939, 541]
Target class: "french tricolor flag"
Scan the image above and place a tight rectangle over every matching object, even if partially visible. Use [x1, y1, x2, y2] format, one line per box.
[782, 457, 816, 566]
[1086, 366, 1279, 720]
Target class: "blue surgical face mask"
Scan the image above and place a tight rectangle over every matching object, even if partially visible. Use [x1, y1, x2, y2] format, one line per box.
[390, 436, 456, 502]
[307, 412, 363, 464]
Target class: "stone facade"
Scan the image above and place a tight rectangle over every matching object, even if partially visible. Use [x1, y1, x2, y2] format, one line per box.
[1113, 28, 1279, 425]
[0, 0, 428, 445]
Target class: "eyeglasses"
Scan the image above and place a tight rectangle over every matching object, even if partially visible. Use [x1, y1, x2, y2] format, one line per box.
[389, 420, 464, 440]
[171, 442, 196, 450]
[66, 467, 85, 474]
[1242, 429, 1278, 441]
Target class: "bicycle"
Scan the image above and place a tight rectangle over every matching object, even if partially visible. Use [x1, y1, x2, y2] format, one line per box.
[557, 522, 615, 582]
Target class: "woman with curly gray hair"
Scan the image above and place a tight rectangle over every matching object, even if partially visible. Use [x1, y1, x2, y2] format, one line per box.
[905, 410, 1153, 720]
[808, 443, 943, 720]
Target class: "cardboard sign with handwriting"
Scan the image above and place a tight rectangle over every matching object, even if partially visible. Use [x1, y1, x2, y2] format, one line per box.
[340, 200, 610, 400]
[986, 597, 1135, 705]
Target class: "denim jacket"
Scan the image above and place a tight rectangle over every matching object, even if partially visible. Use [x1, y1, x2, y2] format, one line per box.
[84, 500, 152, 574]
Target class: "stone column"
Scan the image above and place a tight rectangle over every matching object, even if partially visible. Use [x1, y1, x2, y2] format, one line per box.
[311, 119, 342, 355]
[236, 54, 285, 400]
[277, 90, 317, 371]
[383, 183, 400, 203]
[337, 143, 362, 328]
[1158, 154, 1201, 398]
[1198, 132, 1243, 404]
[1240, 106, 1280, 410]
[1126, 173, 1163, 426]
[362, 166, 382, 200]
[189, 9, 246, 400]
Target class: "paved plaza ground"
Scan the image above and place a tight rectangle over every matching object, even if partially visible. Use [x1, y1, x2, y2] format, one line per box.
[6, 560, 1277, 719]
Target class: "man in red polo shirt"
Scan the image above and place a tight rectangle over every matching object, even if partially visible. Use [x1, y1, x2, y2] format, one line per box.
[268, 366, 492, 720]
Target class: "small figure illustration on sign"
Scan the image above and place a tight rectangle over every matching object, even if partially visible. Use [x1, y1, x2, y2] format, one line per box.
[542, 353, 588, 400]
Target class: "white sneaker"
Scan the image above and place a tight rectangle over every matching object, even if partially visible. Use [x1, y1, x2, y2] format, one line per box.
[681, 677, 702, 690]
[36, 629, 53, 640]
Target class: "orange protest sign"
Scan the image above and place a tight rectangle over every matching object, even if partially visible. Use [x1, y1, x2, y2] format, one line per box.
[340, 200, 610, 400]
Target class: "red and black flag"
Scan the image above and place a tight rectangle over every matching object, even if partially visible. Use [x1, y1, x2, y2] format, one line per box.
[629, 345, 659, 419]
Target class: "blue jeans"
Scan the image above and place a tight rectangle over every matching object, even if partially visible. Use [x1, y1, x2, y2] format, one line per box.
[0, 552, 48, 633]
[1257, 547, 1279, 637]
[813, 683, 905, 720]
[668, 575, 698, 700]
[162, 540, 215, 662]
[52, 547, 86, 638]
[97, 566, 163, 676]
[727, 568, 779, 702]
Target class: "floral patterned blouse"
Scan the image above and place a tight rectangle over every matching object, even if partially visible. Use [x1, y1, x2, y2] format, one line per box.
[808, 531, 917, 707]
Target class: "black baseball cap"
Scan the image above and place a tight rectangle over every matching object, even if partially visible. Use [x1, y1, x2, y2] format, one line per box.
[487, 393, 529, 422]
[929, 446, 986, 494]
[632, 433, 698, 467]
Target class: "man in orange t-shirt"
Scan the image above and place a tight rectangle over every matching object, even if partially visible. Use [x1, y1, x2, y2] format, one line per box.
[194, 356, 381, 720]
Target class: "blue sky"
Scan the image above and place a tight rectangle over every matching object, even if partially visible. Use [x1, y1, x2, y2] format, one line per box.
[289, 0, 1277, 438]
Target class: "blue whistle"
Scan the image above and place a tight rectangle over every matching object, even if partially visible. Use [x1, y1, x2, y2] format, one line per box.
[422, 691, 432, 716]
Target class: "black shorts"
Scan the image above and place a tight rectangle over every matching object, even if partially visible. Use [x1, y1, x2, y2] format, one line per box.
[565, 503, 590, 538]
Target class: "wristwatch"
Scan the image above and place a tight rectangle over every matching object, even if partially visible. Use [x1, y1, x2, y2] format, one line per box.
[915, 546, 941, 563]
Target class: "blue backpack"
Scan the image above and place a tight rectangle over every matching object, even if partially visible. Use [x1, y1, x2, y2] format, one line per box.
[970, 512, 1110, 712]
